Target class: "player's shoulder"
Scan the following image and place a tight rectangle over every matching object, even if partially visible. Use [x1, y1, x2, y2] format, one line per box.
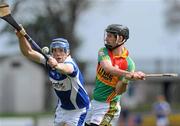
[126, 56, 135, 65]
[99, 46, 108, 51]
[126, 55, 133, 60]
[98, 47, 108, 56]
[64, 56, 76, 66]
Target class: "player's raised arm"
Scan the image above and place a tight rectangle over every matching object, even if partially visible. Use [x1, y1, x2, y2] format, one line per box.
[15, 28, 43, 63]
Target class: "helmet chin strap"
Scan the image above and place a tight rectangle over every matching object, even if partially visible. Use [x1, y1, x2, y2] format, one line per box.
[105, 41, 125, 50]
[105, 36, 126, 50]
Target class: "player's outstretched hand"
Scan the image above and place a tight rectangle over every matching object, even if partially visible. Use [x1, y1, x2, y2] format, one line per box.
[126, 71, 146, 80]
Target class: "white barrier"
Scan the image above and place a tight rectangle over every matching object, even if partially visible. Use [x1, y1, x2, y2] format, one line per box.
[0, 117, 34, 126]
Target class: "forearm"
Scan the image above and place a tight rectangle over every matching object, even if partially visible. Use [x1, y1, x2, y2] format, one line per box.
[103, 64, 131, 77]
[115, 81, 128, 95]
[17, 36, 42, 63]
[18, 36, 33, 56]
[55, 63, 73, 74]
[15, 28, 42, 63]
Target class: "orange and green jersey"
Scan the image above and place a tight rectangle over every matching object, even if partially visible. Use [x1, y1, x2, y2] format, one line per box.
[93, 47, 135, 103]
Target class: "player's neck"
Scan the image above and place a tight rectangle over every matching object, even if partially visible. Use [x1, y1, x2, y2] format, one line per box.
[112, 45, 124, 56]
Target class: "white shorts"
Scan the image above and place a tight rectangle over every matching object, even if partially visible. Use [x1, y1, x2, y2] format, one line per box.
[54, 103, 88, 126]
[85, 99, 121, 126]
[157, 117, 169, 126]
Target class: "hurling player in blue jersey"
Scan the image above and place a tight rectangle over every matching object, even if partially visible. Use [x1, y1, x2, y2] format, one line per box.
[15, 28, 90, 126]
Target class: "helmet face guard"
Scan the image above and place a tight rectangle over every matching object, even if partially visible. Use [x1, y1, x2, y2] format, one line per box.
[104, 24, 129, 50]
[104, 32, 116, 50]
[50, 38, 70, 54]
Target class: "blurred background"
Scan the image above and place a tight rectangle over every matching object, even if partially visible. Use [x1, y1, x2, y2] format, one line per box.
[0, 0, 180, 126]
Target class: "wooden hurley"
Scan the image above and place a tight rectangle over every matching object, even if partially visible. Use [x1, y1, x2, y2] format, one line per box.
[146, 73, 178, 77]
[0, 3, 50, 60]
[0, 3, 10, 17]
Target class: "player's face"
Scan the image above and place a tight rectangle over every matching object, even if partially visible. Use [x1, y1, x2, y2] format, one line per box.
[105, 32, 117, 47]
[52, 48, 68, 63]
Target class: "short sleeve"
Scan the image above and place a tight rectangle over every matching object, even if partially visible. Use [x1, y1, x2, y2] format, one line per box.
[126, 57, 135, 72]
[119, 56, 135, 83]
[64, 62, 78, 77]
[98, 47, 110, 62]
[39, 55, 46, 65]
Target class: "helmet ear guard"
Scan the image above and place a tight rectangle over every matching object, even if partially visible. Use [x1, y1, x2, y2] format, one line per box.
[50, 38, 70, 54]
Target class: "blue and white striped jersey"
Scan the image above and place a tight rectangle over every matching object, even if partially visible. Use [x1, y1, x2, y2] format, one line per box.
[41, 56, 90, 110]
